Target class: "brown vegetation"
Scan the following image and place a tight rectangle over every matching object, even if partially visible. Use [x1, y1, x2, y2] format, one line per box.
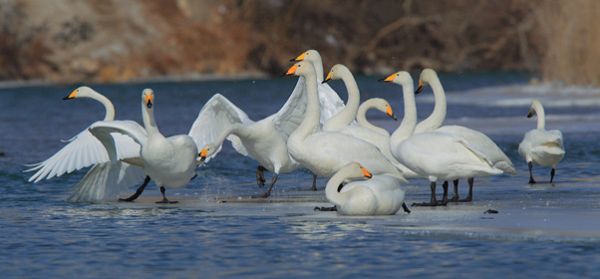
[0, 0, 598, 86]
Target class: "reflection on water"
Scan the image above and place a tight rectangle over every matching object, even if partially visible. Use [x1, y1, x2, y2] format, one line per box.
[2, 76, 600, 277]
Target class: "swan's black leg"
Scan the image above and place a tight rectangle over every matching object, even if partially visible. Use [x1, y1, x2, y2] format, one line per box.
[459, 177, 474, 202]
[156, 186, 178, 204]
[119, 176, 150, 202]
[402, 202, 411, 213]
[311, 174, 318, 191]
[450, 179, 460, 202]
[254, 174, 279, 198]
[528, 161, 536, 184]
[413, 182, 445, 206]
[441, 181, 449, 204]
[550, 168, 556, 183]
[256, 166, 267, 187]
[314, 205, 337, 211]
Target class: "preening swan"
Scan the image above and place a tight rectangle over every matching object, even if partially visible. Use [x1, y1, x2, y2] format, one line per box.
[322, 64, 417, 178]
[414, 68, 515, 202]
[518, 99, 565, 184]
[323, 163, 407, 216]
[285, 61, 406, 181]
[383, 71, 503, 206]
[89, 89, 201, 203]
[25, 86, 145, 202]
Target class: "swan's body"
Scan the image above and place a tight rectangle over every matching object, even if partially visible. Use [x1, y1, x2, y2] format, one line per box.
[286, 61, 405, 181]
[385, 71, 503, 206]
[413, 68, 515, 201]
[518, 100, 565, 183]
[25, 87, 144, 202]
[325, 163, 406, 216]
[90, 89, 200, 203]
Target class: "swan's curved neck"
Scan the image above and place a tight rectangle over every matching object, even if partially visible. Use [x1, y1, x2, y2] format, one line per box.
[142, 103, 159, 135]
[89, 92, 115, 121]
[325, 168, 351, 206]
[216, 123, 248, 143]
[417, 75, 446, 131]
[323, 69, 360, 130]
[390, 80, 417, 148]
[532, 102, 546, 129]
[290, 71, 320, 142]
[357, 99, 388, 135]
[311, 58, 324, 82]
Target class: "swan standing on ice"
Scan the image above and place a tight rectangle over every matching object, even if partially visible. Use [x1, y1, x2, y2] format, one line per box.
[89, 89, 202, 203]
[413, 68, 515, 202]
[383, 71, 503, 206]
[285, 61, 406, 181]
[25, 86, 145, 202]
[322, 64, 417, 177]
[518, 100, 565, 184]
[322, 163, 407, 216]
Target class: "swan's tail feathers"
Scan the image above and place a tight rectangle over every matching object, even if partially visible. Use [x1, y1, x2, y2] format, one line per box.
[67, 162, 145, 203]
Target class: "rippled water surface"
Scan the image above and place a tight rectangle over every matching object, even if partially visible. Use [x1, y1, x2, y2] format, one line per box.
[2, 73, 600, 278]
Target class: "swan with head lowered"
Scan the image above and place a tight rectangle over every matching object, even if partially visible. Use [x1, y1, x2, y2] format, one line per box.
[285, 61, 406, 183]
[192, 51, 345, 198]
[24, 86, 145, 202]
[412, 68, 515, 202]
[383, 71, 503, 206]
[89, 89, 203, 203]
[322, 64, 418, 178]
[518, 99, 565, 184]
[321, 163, 408, 216]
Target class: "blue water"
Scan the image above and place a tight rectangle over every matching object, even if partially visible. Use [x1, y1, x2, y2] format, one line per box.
[2, 73, 600, 278]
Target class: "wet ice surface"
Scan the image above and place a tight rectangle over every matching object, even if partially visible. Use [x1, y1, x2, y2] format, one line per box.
[2, 74, 600, 278]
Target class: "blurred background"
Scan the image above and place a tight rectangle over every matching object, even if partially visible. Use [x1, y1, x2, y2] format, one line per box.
[0, 0, 598, 85]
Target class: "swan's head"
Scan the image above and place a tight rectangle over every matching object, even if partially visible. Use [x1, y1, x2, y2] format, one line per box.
[198, 144, 217, 163]
[63, 86, 97, 100]
[379, 71, 413, 86]
[285, 61, 314, 77]
[142, 89, 154, 109]
[527, 99, 542, 118]
[343, 162, 373, 180]
[323, 64, 350, 84]
[416, 68, 437, 94]
[290, 49, 321, 63]
[384, 102, 397, 121]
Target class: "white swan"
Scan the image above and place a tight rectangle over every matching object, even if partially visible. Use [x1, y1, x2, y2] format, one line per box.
[322, 64, 418, 178]
[384, 71, 503, 206]
[285, 61, 406, 181]
[89, 89, 201, 203]
[356, 98, 397, 135]
[323, 163, 406, 216]
[413, 68, 515, 202]
[191, 51, 345, 197]
[518, 99, 565, 184]
[24, 86, 145, 202]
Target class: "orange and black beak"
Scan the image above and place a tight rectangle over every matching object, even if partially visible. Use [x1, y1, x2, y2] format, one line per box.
[285, 64, 298, 76]
[63, 89, 77, 100]
[322, 71, 332, 84]
[360, 166, 373, 179]
[527, 108, 535, 118]
[386, 106, 397, 121]
[290, 52, 306, 62]
[415, 79, 424, 94]
[378, 73, 396, 83]
[145, 94, 153, 109]
[199, 148, 208, 162]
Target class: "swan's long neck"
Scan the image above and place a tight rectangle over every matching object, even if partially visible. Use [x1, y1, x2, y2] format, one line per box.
[142, 103, 160, 135]
[325, 168, 352, 206]
[290, 71, 320, 142]
[216, 123, 249, 143]
[532, 102, 546, 129]
[90, 92, 115, 121]
[418, 75, 446, 131]
[324, 69, 360, 130]
[357, 99, 388, 135]
[390, 79, 417, 148]
[311, 57, 324, 83]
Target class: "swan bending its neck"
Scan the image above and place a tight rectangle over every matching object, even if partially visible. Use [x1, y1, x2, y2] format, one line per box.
[64, 86, 115, 121]
[325, 163, 371, 206]
[386, 72, 417, 149]
[357, 98, 392, 136]
[528, 100, 546, 129]
[323, 64, 360, 131]
[414, 69, 446, 133]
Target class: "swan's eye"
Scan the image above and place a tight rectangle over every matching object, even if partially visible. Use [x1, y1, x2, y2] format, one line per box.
[306, 52, 309, 56]
[396, 74, 399, 76]
[298, 65, 302, 67]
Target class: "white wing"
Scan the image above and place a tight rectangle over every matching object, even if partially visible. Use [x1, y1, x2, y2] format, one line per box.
[67, 161, 146, 202]
[26, 128, 110, 183]
[318, 82, 345, 123]
[188, 94, 254, 161]
[88, 120, 148, 161]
